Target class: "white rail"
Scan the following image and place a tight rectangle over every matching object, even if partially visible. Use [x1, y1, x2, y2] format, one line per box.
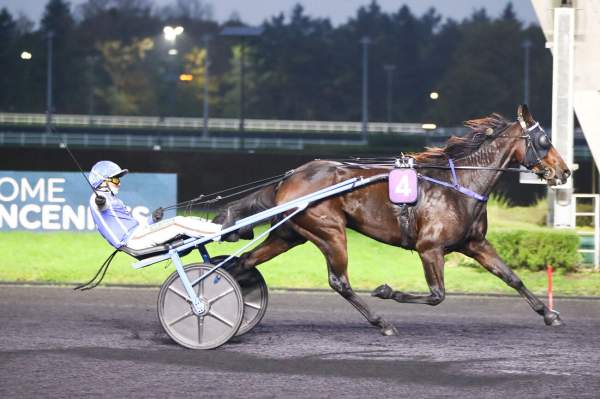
[572, 194, 600, 270]
[0, 131, 369, 151]
[0, 112, 426, 134]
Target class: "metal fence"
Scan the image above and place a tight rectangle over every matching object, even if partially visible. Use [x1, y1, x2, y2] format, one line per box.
[0, 112, 427, 135]
[0, 112, 593, 157]
[0, 131, 370, 151]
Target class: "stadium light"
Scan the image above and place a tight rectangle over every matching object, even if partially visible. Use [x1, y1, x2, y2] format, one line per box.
[20, 51, 32, 60]
[163, 26, 184, 42]
[430, 91, 439, 100]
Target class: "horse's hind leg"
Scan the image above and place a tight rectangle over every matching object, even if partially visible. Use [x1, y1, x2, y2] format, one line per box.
[372, 246, 446, 305]
[236, 227, 306, 270]
[290, 219, 398, 336]
[461, 239, 562, 326]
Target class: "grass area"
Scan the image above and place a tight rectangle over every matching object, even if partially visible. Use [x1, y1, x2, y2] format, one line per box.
[486, 195, 548, 229]
[2, 221, 599, 296]
[2, 196, 598, 295]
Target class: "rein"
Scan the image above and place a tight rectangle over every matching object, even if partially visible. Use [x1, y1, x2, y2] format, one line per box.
[162, 170, 295, 211]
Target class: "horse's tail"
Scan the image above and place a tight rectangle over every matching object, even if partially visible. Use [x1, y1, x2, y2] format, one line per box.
[212, 183, 279, 242]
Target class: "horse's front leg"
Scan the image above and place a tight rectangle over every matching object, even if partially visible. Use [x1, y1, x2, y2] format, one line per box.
[460, 239, 562, 326]
[372, 246, 446, 305]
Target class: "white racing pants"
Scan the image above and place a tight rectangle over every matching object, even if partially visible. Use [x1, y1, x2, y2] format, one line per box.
[126, 216, 222, 250]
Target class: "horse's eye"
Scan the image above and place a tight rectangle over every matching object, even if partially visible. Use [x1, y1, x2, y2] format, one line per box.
[538, 134, 551, 148]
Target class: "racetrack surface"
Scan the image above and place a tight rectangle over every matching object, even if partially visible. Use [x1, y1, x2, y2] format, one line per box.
[1, 286, 599, 398]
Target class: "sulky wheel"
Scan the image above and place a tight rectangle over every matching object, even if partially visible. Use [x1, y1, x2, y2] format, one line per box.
[157, 263, 243, 350]
[211, 256, 269, 336]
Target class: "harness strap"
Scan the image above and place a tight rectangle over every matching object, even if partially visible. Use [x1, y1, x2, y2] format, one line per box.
[74, 249, 119, 291]
[418, 158, 488, 202]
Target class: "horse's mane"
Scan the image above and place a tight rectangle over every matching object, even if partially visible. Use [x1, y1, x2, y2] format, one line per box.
[412, 113, 512, 163]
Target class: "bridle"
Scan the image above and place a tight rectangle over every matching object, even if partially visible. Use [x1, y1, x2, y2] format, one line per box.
[517, 120, 552, 170]
[493, 115, 553, 175]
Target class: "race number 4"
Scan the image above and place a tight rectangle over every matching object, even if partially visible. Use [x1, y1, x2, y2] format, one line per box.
[388, 168, 418, 204]
[395, 175, 412, 196]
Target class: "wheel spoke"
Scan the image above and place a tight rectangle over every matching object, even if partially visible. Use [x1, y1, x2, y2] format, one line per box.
[168, 310, 194, 327]
[207, 310, 234, 328]
[244, 301, 261, 310]
[208, 287, 234, 305]
[194, 270, 204, 297]
[197, 316, 204, 343]
[168, 286, 189, 302]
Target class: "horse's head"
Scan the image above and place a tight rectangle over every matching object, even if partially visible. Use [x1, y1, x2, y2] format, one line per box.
[510, 104, 571, 186]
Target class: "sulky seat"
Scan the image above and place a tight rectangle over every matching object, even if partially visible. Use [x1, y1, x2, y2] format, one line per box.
[119, 236, 193, 260]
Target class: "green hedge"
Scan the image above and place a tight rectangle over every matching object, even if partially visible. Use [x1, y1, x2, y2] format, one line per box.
[486, 229, 582, 272]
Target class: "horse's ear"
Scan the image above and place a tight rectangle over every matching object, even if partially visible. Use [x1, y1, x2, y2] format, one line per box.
[517, 104, 535, 128]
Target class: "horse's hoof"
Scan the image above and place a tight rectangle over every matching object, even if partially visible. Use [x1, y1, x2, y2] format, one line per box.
[372, 284, 393, 299]
[544, 310, 564, 326]
[381, 324, 399, 336]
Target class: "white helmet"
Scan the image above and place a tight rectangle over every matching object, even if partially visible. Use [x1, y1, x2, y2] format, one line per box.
[89, 161, 128, 189]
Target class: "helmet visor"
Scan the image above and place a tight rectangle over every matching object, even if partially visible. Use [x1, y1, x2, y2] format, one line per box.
[109, 168, 129, 178]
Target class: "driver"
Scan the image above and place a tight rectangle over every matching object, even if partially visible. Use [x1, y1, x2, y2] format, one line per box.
[88, 160, 221, 250]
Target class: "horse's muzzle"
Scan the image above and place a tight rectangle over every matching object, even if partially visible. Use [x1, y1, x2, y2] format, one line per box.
[543, 168, 555, 181]
[544, 167, 571, 186]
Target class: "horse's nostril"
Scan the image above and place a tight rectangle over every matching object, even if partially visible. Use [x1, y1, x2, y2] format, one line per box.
[543, 168, 555, 180]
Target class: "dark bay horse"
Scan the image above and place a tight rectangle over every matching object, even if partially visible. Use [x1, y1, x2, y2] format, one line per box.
[214, 105, 571, 335]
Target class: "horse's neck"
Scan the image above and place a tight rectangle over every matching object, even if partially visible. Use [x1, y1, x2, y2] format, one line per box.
[457, 139, 515, 196]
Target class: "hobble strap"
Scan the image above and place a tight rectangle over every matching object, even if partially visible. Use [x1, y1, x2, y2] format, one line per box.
[74, 249, 119, 291]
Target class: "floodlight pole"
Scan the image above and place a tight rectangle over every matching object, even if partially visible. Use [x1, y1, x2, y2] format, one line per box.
[220, 26, 263, 141]
[360, 36, 371, 143]
[522, 39, 532, 106]
[46, 31, 54, 134]
[203, 34, 211, 138]
[240, 37, 246, 133]
[87, 55, 98, 120]
[383, 64, 396, 124]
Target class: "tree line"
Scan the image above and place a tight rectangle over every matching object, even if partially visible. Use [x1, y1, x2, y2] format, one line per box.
[0, 0, 552, 126]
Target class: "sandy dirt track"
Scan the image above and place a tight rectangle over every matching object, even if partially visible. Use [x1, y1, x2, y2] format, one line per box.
[0, 286, 599, 398]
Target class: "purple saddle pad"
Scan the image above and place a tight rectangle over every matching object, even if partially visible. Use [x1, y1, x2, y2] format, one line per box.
[388, 168, 418, 204]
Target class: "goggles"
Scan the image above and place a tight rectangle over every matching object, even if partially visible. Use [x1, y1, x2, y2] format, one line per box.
[105, 177, 121, 185]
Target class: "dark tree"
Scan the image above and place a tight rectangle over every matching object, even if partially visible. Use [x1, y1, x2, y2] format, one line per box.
[0, 0, 552, 126]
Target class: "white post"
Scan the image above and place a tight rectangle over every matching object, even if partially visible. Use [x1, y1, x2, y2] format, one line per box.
[550, 7, 575, 228]
[595, 196, 600, 270]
